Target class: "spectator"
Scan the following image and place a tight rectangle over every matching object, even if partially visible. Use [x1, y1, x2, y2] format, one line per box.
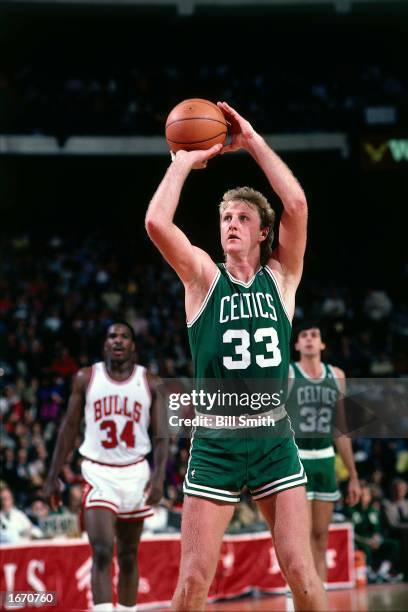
[1, 449, 17, 488]
[346, 483, 401, 582]
[64, 483, 82, 517]
[321, 288, 347, 318]
[26, 497, 50, 531]
[383, 479, 408, 580]
[0, 484, 42, 543]
[363, 289, 393, 321]
[50, 348, 78, 379]
[383, 478, 408, 527]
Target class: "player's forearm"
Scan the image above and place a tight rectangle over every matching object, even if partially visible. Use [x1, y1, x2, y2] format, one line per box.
[334, 436, 358, 479]
[145, 158, 191, 232]
[152, 438, 169, 480]
[47, 419, 79, 480]
[246, 134, 307, 213]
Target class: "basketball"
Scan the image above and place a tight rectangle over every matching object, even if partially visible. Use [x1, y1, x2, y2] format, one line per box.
[165, 98, 228, 152]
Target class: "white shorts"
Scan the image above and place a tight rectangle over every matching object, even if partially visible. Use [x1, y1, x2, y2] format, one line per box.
[81, 458, 153, 521]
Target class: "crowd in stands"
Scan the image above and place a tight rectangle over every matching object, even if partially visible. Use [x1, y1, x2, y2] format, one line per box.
[1, 60, 406, 139]
[1, 233, 407, 582]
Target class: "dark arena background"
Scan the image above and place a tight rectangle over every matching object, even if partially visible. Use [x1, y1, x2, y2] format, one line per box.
[0, 0, 407, 610]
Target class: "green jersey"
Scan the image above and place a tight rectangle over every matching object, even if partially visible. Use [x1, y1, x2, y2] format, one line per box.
[287, 361, 340, 453]
[187, 263, 291, 415]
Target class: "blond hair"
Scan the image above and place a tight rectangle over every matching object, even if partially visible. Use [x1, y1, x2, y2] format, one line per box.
[219, 186, 275, 265]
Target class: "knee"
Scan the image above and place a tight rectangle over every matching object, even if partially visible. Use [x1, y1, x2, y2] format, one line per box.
[312, 528, 329, 553]
[118, 548, 138, 575]
[284, 557, 318, 594]
[92, 540, 113, 572]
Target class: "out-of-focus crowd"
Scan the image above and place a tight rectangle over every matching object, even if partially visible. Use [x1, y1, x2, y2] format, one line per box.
[1, 60, 406, 139]
[1, 233, 407, 582]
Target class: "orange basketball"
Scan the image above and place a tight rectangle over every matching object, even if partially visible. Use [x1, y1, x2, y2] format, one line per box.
[165, 98, 228, 152]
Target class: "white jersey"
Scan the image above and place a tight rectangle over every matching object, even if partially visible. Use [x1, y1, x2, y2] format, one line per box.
[79, 362, 152, 465]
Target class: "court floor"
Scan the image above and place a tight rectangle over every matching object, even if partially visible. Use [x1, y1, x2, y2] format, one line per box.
[206, 584, 408, 611]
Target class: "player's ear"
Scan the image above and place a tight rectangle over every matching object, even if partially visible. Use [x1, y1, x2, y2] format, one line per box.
[321, 341, 326, 352]
[294, 340, 300, 352]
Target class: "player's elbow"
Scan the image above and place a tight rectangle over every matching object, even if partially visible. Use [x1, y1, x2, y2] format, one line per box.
[145, 216, 163, 240]
[286, 195, 308, 218]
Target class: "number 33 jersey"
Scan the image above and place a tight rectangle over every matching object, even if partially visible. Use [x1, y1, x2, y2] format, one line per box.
[79, 362, 152, 465]
[187, 264, 291, 414]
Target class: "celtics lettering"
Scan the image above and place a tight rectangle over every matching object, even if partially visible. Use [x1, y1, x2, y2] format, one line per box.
[220, 292, 277, 323]
[297, 386, 338, 407]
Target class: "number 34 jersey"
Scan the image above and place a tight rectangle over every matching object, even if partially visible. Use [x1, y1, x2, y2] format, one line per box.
[287, 362, 341, 452]
[187, 264, 291, 413]
[79, 362, 152, 465]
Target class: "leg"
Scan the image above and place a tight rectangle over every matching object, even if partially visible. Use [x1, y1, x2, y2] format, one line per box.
[257, 486, 327, 611]
[172, 496, 234, 611]
[378, 537, 401, 574]
[115, 519, 144, 607]
[85, 508, 116, 605]
[310, 500, 334, 582]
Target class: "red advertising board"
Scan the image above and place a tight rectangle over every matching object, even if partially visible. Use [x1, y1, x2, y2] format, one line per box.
[0, 525, 354, 610]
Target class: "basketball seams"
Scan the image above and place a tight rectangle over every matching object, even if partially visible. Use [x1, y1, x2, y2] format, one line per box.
[166, 117, 227, 129]
[167, 131, 228, 145]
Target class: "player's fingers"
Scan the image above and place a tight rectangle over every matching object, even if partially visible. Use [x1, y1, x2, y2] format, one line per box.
[218, 101, 238, 116]
[205, 143, 223, 158]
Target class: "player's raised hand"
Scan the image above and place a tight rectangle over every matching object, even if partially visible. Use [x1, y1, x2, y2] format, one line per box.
[217, 101, 258, 153]
[171, 143, 222, 170]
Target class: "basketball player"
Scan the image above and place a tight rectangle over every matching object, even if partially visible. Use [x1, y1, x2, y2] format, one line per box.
[287, 322, 361, 582]
[44, 322, 168, 612]
[146, 101, 327, 611]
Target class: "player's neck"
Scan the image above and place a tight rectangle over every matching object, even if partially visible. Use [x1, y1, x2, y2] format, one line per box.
[298, 355, 323, 378]
[225, 254, 261, 282]
[105, 359, 134, 381]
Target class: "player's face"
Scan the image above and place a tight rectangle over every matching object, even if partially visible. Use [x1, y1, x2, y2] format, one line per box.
[220, 201, 266, 260]
[104, 324, 135, 364]
[295, 328, 325, 357]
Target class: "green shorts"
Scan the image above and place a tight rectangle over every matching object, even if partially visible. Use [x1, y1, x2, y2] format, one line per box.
[302, 455, 340, 502]
[184, 417, 307, 503]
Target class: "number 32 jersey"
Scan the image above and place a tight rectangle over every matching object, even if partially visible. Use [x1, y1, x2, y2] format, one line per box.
[187, 264, 291, 413]
[287, 362, 341, 452]
[79, 362, 152, 465]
